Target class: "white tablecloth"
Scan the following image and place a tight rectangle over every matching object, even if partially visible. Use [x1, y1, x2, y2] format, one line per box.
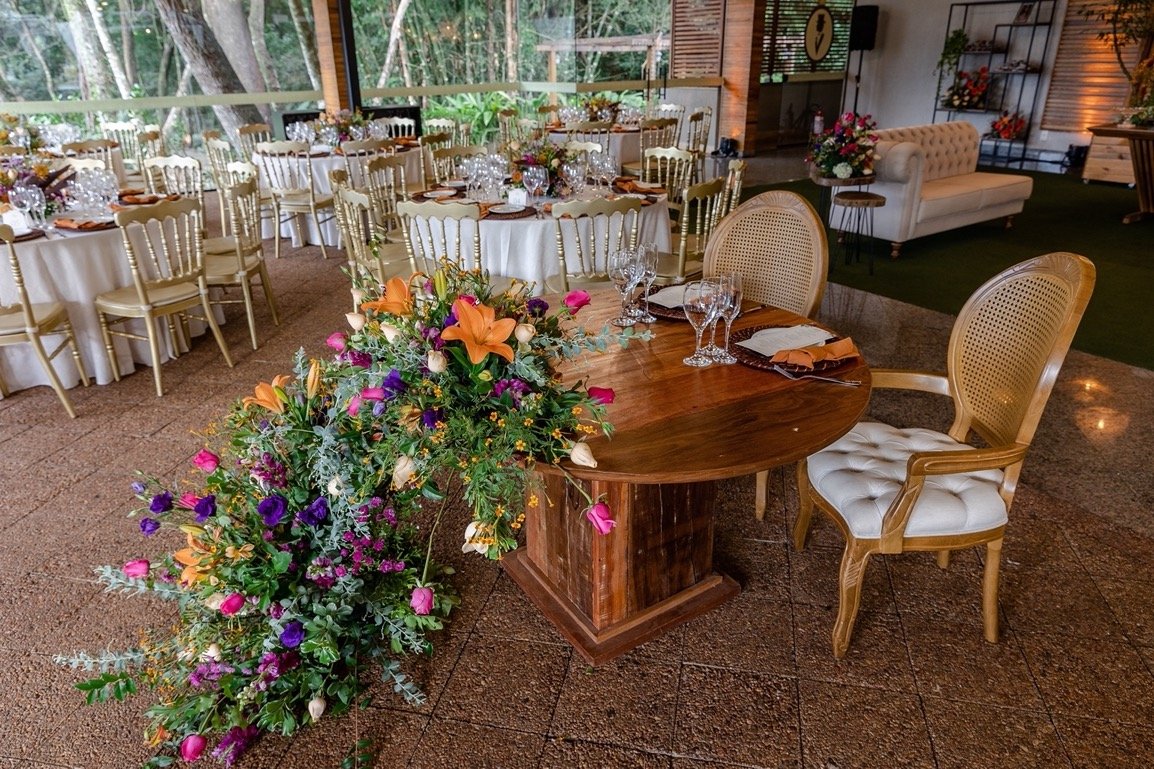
[0, 227, 222, 394]
[256, 147, 424, 248]
[547, 128, 642, 165]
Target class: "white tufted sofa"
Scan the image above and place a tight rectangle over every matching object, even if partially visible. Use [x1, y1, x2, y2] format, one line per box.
[842, 121, 1033, 258]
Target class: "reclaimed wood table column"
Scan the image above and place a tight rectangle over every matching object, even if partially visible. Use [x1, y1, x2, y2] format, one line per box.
[502, 291, 871, 665]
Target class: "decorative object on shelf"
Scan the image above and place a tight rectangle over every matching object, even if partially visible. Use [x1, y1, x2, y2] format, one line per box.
[1013, 2, 1035, 24]
[936, 28, 970, 74]
[942, 66, 992, 109]
[806, 112, 879, 180]
[53, 263, 648, 767]
[990, 111, 1028, 139]
[511, 138, 571, 195]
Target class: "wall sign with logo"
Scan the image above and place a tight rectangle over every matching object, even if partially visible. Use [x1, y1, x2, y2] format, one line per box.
[805, 4, 835, 63]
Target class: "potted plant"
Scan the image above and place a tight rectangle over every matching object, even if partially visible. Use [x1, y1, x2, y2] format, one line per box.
[1080, 1, 1154, 122]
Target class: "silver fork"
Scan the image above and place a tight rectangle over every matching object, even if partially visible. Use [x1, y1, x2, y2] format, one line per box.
[772, 364, 862, 387]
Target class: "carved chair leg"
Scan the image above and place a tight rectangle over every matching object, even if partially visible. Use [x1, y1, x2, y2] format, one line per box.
[792, 459, 814, 551]
[890, 242, 902, 259]
[936, 550, 951, 569]
[755, 470, 768, 520]
[982, 538, 1003, 644]
[833, 540, 873, 658]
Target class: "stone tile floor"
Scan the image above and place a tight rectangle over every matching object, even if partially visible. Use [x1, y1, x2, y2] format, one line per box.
[2, 160, 1153, 768]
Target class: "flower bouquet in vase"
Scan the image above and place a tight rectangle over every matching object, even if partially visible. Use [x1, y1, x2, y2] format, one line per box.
[806, 112, 879, 180]
[511, 139, 570, 196]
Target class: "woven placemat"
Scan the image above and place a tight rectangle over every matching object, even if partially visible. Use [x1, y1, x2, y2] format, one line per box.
[483, 206, 536, 221]
[12, 228, 46, 243]
[729, 326, 854, 373]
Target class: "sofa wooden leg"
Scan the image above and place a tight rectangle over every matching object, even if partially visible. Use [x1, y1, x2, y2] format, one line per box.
[1005, 215, 1016, 229]
[890, 242, 902, 259]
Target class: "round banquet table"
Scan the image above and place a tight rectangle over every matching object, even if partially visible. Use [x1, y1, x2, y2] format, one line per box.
[501, 289, 872, 664]
[0, 226, 224, 394]
[547, 126, 642, 165]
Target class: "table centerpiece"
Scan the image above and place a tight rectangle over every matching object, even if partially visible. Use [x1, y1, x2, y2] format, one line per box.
[509, 138, 571, 196]
[55, 263, 648, 767]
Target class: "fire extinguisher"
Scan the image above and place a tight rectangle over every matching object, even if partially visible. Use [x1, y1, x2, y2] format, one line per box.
[812, 107, 825, 137]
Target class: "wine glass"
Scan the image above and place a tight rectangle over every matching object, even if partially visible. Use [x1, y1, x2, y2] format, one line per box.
[8, 185, 33, 230]
[711, 272, 743, 364]
[682, 280, 721, 367]
[609, 248, 642, 327]
[634, 244, 659, 323]
[522, 166, 547, 207]
[23, 186, 47, 229]
[562, 161, 586, 196]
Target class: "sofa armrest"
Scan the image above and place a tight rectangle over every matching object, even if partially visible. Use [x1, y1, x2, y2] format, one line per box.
[874, 140, 923, 184]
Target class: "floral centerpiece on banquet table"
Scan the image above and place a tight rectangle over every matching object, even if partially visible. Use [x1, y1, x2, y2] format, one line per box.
[806, 111, 879, 180]
[0, 154, 70, 212]
[583, 94, 620, 122]
[55, 263, 646, 767]
[0, 112, 44, 151]
[509, 138, 571, 196]
[316, 108, 368, 143]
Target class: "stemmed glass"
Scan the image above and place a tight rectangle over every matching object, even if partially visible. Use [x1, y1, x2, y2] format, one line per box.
[682, 279, 721, 367]
[8, 185, 33, 230]
[609, 248, 643, 327]
[710, 272, 743, 364]
[591, 152, 617, 195]
[23, 186, 47, 230]
[522, 166, 547, 207]
[562, 161, 586, 196]
[634, 244, 659, 323]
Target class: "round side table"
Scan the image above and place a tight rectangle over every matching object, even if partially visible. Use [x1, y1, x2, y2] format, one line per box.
[831, 190, 886, 275]
[808, 170, 875, 231]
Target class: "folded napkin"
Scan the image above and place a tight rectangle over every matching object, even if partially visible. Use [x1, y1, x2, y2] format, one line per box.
[615, 178, 666, 195]
[769, 337, 858, 370]
[736, 325, 831, 358]
[647, 284, 687, 309]
[54, 218, 112, 231]
[118, 187, 145, 197]
[394, 137, 419, 147]
[116, 193, 179, 206]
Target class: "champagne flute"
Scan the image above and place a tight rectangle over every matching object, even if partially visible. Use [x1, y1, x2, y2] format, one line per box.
[712, 272, 743, 364]
[635, 244, 659, 322]
[682, 280, 720, 367]
[609, 248, 641, 327]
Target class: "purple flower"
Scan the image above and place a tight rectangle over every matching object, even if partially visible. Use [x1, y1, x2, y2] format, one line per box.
[344, 350, 372, 368]
[421, 408, 443, 429]
[212, 725, 261, 767]
[193, 495, 216, 523]
[298, 497, 329, 527]
[258, 494, 287, 526]
[280, 620, 305, 648]
[493, 378, 530, 405]
[527, 297, 549, 317]
[381, 368, 406, 398]
[149, 491, 173, 513]
[139, 517, 160, 536]
[130, 481, 147, 495]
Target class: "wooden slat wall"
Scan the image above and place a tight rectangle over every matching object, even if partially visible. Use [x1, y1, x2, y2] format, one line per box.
[312, 0, 352, 113]
[672, 0, 726, 77]
[1042, 0, 1141, 132]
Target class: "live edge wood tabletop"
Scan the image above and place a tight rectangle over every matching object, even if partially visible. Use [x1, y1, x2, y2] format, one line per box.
[502, 286, 872, 666]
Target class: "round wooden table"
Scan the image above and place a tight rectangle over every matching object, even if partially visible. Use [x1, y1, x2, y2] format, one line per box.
[502, 290, 871, 664]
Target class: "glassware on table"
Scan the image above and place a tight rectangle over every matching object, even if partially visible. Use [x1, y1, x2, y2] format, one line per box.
[682, 279, 721, 367]
[710, 272, 743, 364]
[634, 243, 659, 323]
[7, 185, 33, 229]
[609, 248, 643, 327]
[591, 152, 617, 194]
[522, 165, 548, 207]
[23, 186, 47, 229]
[562, 161, 586, 196]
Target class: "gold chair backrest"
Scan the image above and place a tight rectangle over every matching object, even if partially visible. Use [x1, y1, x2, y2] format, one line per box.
[225, 160, 260, 187]
[720, 159, 747, 219]
[222, 177, 264, 260]
[566, 121, 612, 152]
[702, 189, 827, 317]
[136, 129, 166, 170]
[364, 154, 407, 237]
[372, 116, 416, 139]
[333, 185, 375, 274]
[237, 123, 273, 158]
[113, 197, 205, 302]
[143, 155, 205, 210]
[430, 144, 487, 185]
[685, 107, 713, 155]
[672, 176, 726, 279]
[253, 141, 316, 198]
[62, 139, 117, 168]
[339, 138, 392, 190]
[205, 138, 236, 189]
[550, 197, 642, 289]
[66, 157, 106, 173]
[101, 122, 140, 167]
[0, 224, 37, 330]
[642, 146, 696, 199]
[396, 199, 482, 274]
[638, 118, 679, 154]
[498, 109, 521, 147]
[649, 102, 686, 139]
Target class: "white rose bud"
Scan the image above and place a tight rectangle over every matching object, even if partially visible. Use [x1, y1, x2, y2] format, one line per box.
[308, 695, 326, 721]
[202, 643, 222, 662]
[569, 441, 598, 468]
[380, 323, 401, 343]
[327, 476, 344, 498]
[345, 312, 366, 332]
[350, 288, 366, 305]
[514, 323, 536, 344]
[203, 593, 226, 611]
[392, 454, 416, 489]
[427, 349, 448, 374]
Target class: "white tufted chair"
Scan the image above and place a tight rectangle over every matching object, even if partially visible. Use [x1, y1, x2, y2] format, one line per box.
[795, 252, 1095, 658]
[849, 121, 1033, 258]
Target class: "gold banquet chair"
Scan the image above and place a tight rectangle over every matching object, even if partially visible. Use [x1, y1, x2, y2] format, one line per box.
[0, 224, 90, 418]
[641, 146, 697, 213]
[236, 122, 273, 159]
[795, 252, 1095, 658]
[95, 198, 234, 397]
[253, 140, 337, 260]
[429, 145, 487, 186]
[655, 176, 727, 285]
[333, 185, 414, 307]
[702, 190, 829, 519]
[621, 117, 679, 177]
[203, 178, 280, 350]
[396, 199, 482, 275]
[338, 138, 393, 191]
[550, 197, 642, 293]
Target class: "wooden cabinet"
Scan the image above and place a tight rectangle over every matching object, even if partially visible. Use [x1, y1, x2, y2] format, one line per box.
[1082, 134, 1136, 186]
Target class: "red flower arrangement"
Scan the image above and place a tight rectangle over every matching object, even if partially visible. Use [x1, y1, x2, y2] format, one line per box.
[990, 111, 1028, 140]
[942, 66, 991, 110]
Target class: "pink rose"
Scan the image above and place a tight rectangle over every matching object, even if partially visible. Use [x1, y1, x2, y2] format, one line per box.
[219, 593, 245, 616]
[122, 559, 150, 578]
[587, 386, 615, 405]
[192, 449, 219, 473]
[410, 586, 435, 615]
[585, 501, 616, 535]
[177, 492, 199, 510]
[563, 290, 591, 313]
[325, 331, 348, 351]
[361, 387, 385, 401]
[180, 734, 207, 762]
[346, 394, 362, 416]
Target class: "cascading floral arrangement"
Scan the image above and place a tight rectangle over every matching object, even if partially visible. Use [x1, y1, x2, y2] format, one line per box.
[56, 263, 644, 767]
[0, 154, 70, 211]
[806, 112, 879, 180]
[942, 66, 991, 110]
[582, 94, 620, 121]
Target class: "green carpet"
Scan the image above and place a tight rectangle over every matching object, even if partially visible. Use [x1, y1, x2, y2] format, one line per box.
[745, 171, 1154, 370]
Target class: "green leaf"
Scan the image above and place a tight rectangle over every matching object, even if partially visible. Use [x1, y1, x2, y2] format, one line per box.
[271, 550, 293, 574]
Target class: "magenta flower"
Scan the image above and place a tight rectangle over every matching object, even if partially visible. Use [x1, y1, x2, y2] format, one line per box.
[177, 492, 199, 510]
[122, 559, 150, 578]
[180, 733, 207, 761]
[346, 394, 362, 416]
[587, 386, 615, 404]
[192, 449, 219, 473]
[219, 593, 245, 616]
[563, 289, 591, 313]
[585, 501, 616, 535]
[325, 331, 348, 351]
[410, 586, 434, 615]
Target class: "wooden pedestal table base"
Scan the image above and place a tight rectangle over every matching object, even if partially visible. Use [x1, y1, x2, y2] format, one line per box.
[503, 473, 739, 666]
[1088, 123, 1154, 224]
[502, 291, 871, 665]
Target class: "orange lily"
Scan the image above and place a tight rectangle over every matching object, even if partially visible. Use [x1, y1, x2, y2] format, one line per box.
[440, 299, 517, 365]
[306, 360, 322, 399]
[173, 531, 215, 585]
[361, 276, 414, 317]
[242, 374, 292, 414]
